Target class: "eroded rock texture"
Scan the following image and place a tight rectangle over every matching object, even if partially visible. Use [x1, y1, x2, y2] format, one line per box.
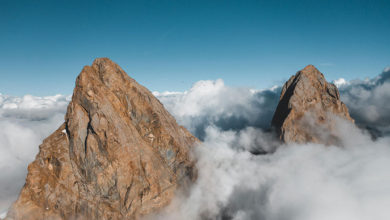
[6, 58, 198, 220]
[271, 65, 354, 144]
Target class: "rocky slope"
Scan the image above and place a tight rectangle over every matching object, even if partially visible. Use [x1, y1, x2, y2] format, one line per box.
[6, 58, 199, 220]
[271, 65, 354, 144]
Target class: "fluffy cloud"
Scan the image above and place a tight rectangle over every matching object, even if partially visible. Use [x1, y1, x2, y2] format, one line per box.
[148, 118, 390, 220]
[337, 67, 390, 137]
[150, 71, 390, 220]
[155, 68, 390, 140]
[0, 94, 70, 215]
[155, 79, 281, 140]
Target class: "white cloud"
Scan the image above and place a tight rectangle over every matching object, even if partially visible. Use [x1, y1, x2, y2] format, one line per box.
[148, 119, 390, 220]
[155, 79, 281, 139]
[333, 78, 348, 87]
[155, 70, 390, 139]
[0, 94, 70, 215]
[149, 70, 390, 220]
[338, 68, 390, 136]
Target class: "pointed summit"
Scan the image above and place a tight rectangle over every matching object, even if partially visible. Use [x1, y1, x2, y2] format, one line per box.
[302, 64, 317, 71]
[271, 65, 353, 144]
[7, 58, 199, 219]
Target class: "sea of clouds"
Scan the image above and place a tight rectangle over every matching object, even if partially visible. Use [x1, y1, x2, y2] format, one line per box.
[1, 67, 390, 219]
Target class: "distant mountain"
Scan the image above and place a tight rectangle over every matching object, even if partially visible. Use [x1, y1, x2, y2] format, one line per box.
[271, 65, 354, 144]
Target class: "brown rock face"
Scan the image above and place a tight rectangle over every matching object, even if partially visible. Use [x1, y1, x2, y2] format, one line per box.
[6, 58, 198, 219]
[271, 65, 353, 144]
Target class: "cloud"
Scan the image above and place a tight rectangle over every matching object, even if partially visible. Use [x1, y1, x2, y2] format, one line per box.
[333, 78, 348, 87]
[337, 67, 390, 137]
[148, 119, 390, 220]
[0, 94, 70, 214]
[149, 71, 390, 220]
[156, 69, 390, 140]
[155, 79, 281, 140]
[0, 94, 70, 120]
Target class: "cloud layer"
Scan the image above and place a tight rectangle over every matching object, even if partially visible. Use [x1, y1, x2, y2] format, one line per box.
[0, 94, 70, 215]
[154, 79, 281, 140]
[152, 68, 390, 220]
[337, 67, 390, 137]
[155, 67, 390, 139]
[148, 121, 390, 220]
[1, 67, 390, 219]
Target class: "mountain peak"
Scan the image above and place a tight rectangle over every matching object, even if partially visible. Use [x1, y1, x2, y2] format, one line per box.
[7, 58, 199, 219]
[299, 64, 324, 79]
[92, 57, 112, 65]
[302, 64, 317, 72]
[271, 65, 353, 144]
[76, 58, 130, 90]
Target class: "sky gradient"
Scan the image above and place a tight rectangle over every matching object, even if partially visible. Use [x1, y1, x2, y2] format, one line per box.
[0, 0, 389, 96]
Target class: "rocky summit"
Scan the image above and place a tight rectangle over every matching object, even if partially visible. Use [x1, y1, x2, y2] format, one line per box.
[6, 58, 199, 220]
[271, 65, 354, 144]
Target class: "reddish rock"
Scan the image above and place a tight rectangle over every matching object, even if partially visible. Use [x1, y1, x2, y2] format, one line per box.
[271, 65, 354, 144]
[6, 58, 199, 220]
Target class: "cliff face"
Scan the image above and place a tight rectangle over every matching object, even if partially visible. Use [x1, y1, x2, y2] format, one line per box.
[271, 65, 354, 144]
[7, 58, 198, 220]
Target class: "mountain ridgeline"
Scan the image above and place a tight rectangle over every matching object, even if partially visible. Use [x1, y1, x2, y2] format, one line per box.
[6, 59, 353, 220]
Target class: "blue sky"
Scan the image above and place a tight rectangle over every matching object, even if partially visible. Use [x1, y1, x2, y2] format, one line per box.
[0, 0, 389, 96]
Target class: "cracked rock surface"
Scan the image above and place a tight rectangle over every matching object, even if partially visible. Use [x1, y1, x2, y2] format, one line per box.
[6, 58, 199, 220]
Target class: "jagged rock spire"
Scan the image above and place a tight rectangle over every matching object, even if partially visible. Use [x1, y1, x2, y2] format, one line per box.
[7, 58, 198, 219]
[271, 65, 353, 144]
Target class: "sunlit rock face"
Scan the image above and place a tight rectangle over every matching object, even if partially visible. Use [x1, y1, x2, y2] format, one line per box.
[271, 65, 354, 144]
[6, 58, 198, 220]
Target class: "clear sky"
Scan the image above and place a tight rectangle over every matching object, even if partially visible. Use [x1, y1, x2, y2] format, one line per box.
[0, 0, 389, 96]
